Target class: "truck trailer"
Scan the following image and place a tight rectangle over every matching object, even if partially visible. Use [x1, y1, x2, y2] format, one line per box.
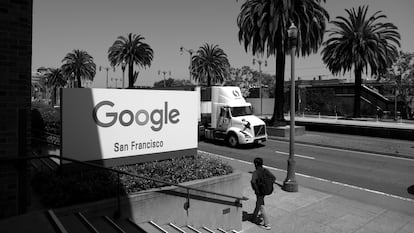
[198, 86, 267, 147]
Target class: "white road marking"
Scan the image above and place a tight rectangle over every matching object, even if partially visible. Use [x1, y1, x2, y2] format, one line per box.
[275, 140, 414, 162]
[198, 150, 414, 203]
[275, 150, 315, 160]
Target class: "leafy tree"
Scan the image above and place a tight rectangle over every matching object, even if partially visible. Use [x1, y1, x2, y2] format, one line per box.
[191, 43, 230, 86]
[61, 49, 96, 88]
[44, 68, 67, 106]
[227, 66, 254, 97]
[384, 51, 414, 118]
[153, 78, 193, 88]
[108, 33, 153, 88]
[32, 67, 49, 101]
[228, 66, 274, 98]
[322, 6, 400, 117]
[237, 0, 329, 126]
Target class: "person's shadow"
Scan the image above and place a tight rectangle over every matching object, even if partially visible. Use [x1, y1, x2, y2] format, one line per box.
[407, 185, 414, 195]
[242, 211, 261, 224]
[242, 211, 251, 222]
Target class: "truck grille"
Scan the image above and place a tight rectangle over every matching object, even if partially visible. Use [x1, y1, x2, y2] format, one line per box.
[254, 125, 266, 137]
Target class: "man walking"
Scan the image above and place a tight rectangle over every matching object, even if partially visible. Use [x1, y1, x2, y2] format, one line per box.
[251, 157, 275, 230]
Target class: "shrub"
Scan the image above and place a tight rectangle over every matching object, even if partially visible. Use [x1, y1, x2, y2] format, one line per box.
[31, 102, 60, 145]
[31, 155, 233, 208]
[116, 155, 233, 193]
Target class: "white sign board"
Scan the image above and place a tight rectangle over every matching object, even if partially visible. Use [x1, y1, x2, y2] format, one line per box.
[61, 88, 198, 162]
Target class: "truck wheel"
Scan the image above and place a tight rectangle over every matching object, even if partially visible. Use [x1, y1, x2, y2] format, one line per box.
[227, 134, 238, 147]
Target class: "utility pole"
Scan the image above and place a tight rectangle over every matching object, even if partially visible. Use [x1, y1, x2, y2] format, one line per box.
[158, 70, 171, 87]
[253, 57, 267, 116]
[283, 22, 299, 193]
[180, 46, 195, 84]
[99, 66, 114, 88]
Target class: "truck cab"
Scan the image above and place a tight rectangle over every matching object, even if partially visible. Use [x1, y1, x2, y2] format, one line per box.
[199, 86, 267, 147]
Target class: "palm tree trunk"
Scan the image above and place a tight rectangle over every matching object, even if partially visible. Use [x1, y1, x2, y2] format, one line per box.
[353, 68, 362, 118]
[128, 61, 134, 88]
[53, 86, 57, 106]
[270, 47, 286, 126]
[77, 73, 82, 88]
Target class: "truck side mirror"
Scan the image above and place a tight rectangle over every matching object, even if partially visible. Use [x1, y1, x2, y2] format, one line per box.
[242, 119, 251, 129]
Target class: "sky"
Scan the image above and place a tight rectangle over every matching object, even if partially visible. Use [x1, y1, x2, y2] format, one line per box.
[32, 0, 414, 88]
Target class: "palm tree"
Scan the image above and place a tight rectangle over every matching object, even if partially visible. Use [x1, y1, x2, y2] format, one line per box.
[108, 33, 153, 88]
[237, 0, 329, 126]
[191, 43, 230, 86]
[44, 68, 67, 106]
[322, 6, 400, 118]
[61, 49, 96, 88]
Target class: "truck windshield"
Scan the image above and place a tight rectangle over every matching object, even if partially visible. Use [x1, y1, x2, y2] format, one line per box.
[231, 106, 253, 117]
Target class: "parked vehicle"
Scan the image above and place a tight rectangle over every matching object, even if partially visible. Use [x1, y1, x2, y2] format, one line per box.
[198, 86, 267, 147]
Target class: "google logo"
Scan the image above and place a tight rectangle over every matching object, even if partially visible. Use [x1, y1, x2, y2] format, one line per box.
[92, 101, 180, 132]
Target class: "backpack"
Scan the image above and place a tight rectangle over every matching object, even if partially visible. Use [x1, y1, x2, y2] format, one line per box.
[257, 168, 276, 196]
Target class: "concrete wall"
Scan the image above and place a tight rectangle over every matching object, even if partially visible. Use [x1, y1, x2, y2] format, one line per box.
[55, 171, 243, 231]
[0, 0, 32, 218]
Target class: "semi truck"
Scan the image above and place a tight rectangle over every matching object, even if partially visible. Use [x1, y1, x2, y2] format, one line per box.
[198, 86, 267, 147]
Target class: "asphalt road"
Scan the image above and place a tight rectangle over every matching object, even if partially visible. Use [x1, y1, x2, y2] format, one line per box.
[198, 138, 414, 200]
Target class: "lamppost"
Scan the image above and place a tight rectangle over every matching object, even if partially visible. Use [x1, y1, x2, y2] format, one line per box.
[121, 60, 126, 89]
[158, 70, 171, 87]
[99, 66, 115, 88]
[180, 46, 195, 83]
[283, 22, 299, 193]
[253, 57, 267, 116]
[111, 77, 119, 88]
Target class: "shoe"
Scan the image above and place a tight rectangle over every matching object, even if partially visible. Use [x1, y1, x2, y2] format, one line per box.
[251, 217, 262, 225]
[260, 224, 271, 230]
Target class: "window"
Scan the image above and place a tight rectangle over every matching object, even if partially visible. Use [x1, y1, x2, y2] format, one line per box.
[231, 106, 253, 117]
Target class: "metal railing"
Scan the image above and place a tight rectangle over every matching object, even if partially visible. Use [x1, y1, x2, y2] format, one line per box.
[2, 153, 247, 219]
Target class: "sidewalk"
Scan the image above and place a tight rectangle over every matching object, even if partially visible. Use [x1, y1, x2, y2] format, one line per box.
[269, 131, 414, 159]
[205, 153, 414, 233]
[271, 116, 414, 159]
[240, 172, 414, 233]
[292, 116, 414, 130]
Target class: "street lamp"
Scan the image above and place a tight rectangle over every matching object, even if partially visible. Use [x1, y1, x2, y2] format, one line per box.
[111, 77, 119, 88]
[121, 60, 126, 89]
[158, 70, 171, 87]
[253, 57, 267, 116]
[180, 46, 195, 83]
[99, 65, 115, 88]
[283, 22, 299, 193]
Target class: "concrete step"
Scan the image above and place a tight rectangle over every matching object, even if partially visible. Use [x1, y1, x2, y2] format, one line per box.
[197, 226, 237, 233]
[58, 213, 94, 233]
[198, 226, 220, 233]
[180, 225, 200, 233]
[113, 218, 146, 233]
[160, 223, 182, 233]
[87, 216, 136, 233]
[87, 216, 119, 233]
[55, 212, 235, 233]
[137, 221, 166, 233]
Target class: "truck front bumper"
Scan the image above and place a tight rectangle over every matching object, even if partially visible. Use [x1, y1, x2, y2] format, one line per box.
[254, 137, 267, 144]
[239, 135, 267, 144]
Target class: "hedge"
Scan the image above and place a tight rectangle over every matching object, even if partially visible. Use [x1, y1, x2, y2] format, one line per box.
[31, 155, 233, 208]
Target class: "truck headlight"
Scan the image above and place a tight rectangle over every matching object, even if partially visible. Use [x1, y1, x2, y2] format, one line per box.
[240, 131, 252, 138]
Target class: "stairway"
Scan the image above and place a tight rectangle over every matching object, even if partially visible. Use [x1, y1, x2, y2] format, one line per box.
[50, 210, 239, 233]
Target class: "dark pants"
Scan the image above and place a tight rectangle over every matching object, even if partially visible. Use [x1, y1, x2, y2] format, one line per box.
[252, 195, 269, 225]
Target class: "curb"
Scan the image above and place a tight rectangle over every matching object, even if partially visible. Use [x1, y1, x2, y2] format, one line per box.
[268, 136, 414, 160]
